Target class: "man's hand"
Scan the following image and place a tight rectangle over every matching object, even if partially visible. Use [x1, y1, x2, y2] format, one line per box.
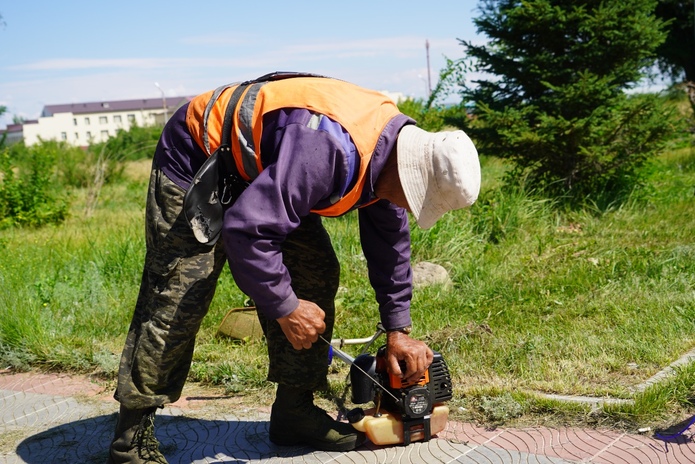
[277, 299, 326, 350]
[385, 331, 434, 384]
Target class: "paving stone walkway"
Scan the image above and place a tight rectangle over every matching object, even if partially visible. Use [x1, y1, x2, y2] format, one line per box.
[1, 370, 694, 463]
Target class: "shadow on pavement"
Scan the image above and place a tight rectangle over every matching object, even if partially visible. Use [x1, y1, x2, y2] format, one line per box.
[16, 413, 315, 464]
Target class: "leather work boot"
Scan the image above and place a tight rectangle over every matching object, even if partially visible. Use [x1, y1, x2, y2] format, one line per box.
[269, 385, 367, 451]
[107, 405, 169, 464]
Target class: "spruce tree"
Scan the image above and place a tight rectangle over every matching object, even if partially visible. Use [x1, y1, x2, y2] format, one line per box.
[457, 0, 679, 204]
[654, 0, 695, 115]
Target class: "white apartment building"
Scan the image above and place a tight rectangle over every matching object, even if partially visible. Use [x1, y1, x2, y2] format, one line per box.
[3, 90, 406, 148]
[2, 96, 193, 147]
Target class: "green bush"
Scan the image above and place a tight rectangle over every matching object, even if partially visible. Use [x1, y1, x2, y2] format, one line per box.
[90, 122, 161, 162]
[0, 142, 69, 228]
[0, 121, 163, 229]
[398, 98, 465, 132]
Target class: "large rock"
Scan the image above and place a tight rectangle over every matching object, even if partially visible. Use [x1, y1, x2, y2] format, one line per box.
[412, 261, 452, 289]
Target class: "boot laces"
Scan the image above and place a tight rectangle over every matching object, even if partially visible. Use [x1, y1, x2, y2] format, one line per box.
[132, 412, 168, 464]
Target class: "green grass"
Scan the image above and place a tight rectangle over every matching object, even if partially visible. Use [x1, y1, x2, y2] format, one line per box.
[1, 146, 694, 432]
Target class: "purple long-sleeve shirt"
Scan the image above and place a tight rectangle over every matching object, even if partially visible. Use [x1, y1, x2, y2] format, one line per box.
[155, 103, 415, 331]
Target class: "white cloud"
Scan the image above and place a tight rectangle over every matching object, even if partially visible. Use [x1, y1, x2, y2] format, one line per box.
[9, 58, 213, 71]
[0, 35, 471, 129]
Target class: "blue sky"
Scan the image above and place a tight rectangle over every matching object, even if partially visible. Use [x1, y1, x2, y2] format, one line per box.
[0, 1, 482, 129]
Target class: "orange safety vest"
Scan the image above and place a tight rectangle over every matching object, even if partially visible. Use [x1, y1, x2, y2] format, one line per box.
[186, 76, 402, 217]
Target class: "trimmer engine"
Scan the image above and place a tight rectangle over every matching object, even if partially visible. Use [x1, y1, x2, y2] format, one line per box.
[347, 346, 453, 445]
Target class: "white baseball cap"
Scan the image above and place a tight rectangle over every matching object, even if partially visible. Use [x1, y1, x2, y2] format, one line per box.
[396, 125, 481, 229]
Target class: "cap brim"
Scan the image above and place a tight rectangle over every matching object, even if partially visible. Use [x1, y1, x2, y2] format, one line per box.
[396, 125, 432, 228]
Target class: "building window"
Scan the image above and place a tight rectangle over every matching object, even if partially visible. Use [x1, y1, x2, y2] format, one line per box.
[73, 118, 78, 126]
[99, 116, 108, 124]
[75, 132, 79, 140]
[114, 115, 122, 123]
[85, 117, 90, 125]
[86, 131, 92, 139]
[101, 130, 109, 138]
[60, 132, 67, 141]
[127, 114, 135, 122]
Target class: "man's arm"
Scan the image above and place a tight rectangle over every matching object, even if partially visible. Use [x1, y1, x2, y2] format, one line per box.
[223, 122, 344, 318]
[358, 201, 433, 382]
[358, 200, 412, 330]
[222, 117, 352, 348]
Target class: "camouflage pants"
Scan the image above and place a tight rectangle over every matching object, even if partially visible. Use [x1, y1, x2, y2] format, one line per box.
[115, 161, 339, 410]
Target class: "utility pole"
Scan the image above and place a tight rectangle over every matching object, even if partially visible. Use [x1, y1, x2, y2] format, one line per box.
[154, 82, 168, 123]
[426, 39, 432, 97]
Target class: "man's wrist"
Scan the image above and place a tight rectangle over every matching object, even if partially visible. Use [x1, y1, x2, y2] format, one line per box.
[386, 325, 412, 335]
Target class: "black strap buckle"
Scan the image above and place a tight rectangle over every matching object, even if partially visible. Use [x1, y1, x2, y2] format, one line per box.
[220, 174, 248, 206]
[220, 177, 234, 206]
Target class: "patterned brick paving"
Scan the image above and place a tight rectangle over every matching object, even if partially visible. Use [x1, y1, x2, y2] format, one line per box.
[1, 370, 694, 463]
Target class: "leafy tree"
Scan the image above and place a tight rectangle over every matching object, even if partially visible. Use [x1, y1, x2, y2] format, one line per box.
[397, 61, 475, 132]
[398, 98, 467, 133]
[453, 0, 679, 206]
[653, 0, 695, 113]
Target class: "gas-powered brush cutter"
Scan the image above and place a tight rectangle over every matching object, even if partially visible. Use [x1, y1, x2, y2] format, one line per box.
[324, 325, 453, 446]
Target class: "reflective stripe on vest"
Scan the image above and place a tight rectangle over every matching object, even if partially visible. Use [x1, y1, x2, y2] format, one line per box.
[186, 77, 402, 217]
